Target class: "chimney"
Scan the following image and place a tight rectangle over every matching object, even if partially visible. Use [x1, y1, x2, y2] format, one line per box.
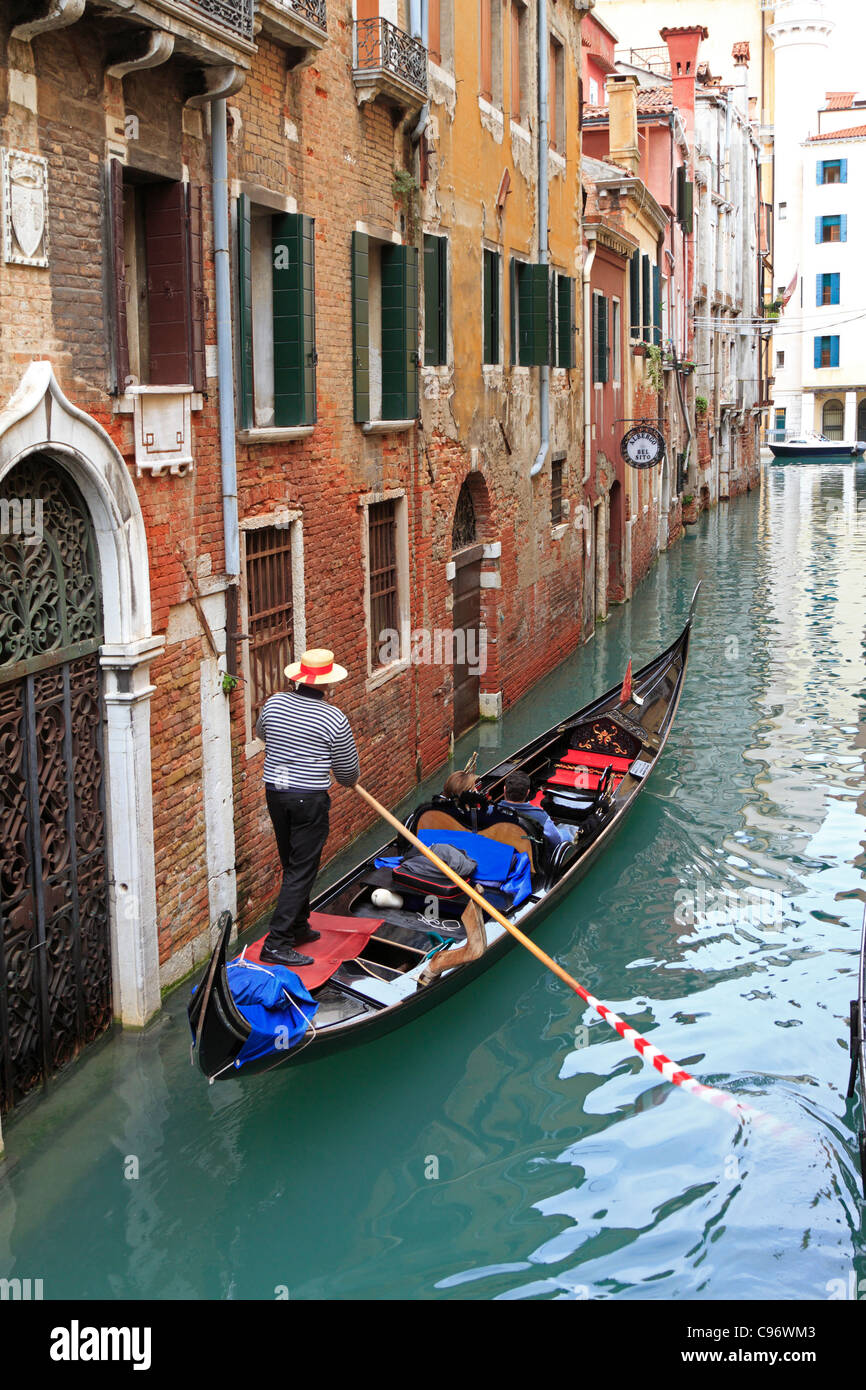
[660, 25, 708, 152]
[606, 74, 640, 176]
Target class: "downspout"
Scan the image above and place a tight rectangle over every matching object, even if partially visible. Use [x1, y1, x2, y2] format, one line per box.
[212, 99, 240, 596]
[582, 238, 596, 483]
[411, 0, 429, 143]
[530, 0, 550, 477]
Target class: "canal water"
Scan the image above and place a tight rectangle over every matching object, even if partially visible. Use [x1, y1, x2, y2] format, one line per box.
[1, 462, 865, 1301]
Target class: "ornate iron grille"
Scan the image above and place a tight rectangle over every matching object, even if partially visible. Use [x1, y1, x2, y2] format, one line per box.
[355, 17, 428, 97]
[182, 0, 254, 41]
[0, 457, 110, 1115]
[276, 0, 327, 30]
[452, 482, 477, 551]
[246, 525, 294, 721]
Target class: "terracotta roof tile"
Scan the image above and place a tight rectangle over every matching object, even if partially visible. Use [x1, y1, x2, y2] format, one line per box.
[808, 124, 866, 141]
[584, 84, 673, 119]
[825, 91, 856, 110]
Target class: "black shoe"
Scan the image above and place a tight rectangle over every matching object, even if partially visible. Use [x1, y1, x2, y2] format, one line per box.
[260, 944, 314, 968]
[292, 925, 321, 946]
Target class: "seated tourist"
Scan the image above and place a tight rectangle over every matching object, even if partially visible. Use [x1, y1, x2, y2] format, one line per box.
[497, 771, 577, 846]
[443, 769, 478, 800]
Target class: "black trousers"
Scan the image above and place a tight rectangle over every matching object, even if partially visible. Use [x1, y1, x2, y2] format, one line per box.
[264, 786, 330, 947]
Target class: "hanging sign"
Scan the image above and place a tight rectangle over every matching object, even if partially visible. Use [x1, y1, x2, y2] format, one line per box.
[620, 425, 666, 470]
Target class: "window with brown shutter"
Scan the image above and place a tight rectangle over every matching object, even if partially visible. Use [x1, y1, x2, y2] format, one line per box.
[246, 524, 294, 721]
[109, 165, 203, 391]
[368, 500, 398, 666]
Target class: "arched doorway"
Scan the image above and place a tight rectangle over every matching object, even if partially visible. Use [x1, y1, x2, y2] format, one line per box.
[0, 455, 111, 1113]
[822, 398, 844, 440]
[451, 478, 483, 738]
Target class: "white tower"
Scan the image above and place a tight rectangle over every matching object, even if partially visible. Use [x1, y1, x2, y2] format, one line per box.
[768, 0, 834, 433]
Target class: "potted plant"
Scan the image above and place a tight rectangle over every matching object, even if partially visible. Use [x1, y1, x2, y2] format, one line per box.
[695, 394, 708, 419]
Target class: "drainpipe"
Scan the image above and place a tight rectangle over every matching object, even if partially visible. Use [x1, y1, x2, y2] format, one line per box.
[530, 0, 550, 478]
[582, 238, 597, 483]
[212, 99, 240, 591]
[411, 0, 429, 143]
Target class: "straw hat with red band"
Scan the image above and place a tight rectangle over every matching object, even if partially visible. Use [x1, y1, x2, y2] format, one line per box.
[285, 648, 348, 686]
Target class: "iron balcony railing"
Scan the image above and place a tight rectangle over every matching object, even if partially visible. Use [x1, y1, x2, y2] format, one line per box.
[270, 0, 327, 30]
[181, 0, 254, 41]
[354, 16, 428, 98]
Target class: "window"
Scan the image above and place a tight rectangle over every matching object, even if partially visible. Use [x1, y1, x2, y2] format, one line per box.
[817, 272, 840, 306]
[589, 77, 599, 106]
[778, 202, 787, 221]
[109, 162, 206, 393]
[652, 264, 661, 346]
[817, 159, 847, 185]
[814, 335, 840, 369]
[551, 452, 565, 525]
[423, 234, 448, 366]
[776, 350, 785, 368]
[629, 247, 641, 339]
[245, 523, 295, 725]
[816, 215, 846, 243]
[237, 198, 316, 430]
[822, 398, 844, 438]
[549, 34, 565, 152]
[364, 495, 409, 675]
[641, 253, 651, 343]
[428, 0, 453, 69]
[480, 0, 503, 106]
[676, 166, 694, 234]
[483, 247, 501, 364]
[510, 0, 529, 125]
[611, 297, 621, 382]
[556, 273, 576, 368]
[592, 291, 609, 384]
[352, 232, 419, 423]
[511, 257, 549, 366]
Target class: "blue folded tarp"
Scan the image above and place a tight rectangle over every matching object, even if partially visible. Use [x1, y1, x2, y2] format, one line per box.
[225, 959, 318, 1067]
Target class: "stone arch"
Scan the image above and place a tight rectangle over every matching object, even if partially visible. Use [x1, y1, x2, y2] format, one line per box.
[451, 469, 492, 550]
[822, 397, 843, 440]
[0, 362, 163, 1032]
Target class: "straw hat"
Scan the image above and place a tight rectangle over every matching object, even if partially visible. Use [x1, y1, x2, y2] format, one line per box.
[285, 648, 348, 686]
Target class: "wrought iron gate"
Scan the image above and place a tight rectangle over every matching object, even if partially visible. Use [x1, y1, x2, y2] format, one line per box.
[0, 456, 111, 1114]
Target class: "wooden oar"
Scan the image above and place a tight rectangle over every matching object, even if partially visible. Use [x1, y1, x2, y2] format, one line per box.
[354, 782, 792, 1138]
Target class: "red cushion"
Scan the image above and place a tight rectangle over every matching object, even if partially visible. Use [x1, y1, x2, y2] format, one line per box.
[238, 912, 384, 991]
[559, 749, 633, 773]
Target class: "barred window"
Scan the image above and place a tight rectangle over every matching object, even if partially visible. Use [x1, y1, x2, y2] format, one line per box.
[246, 525, 294, 720]
[368, 501, 398, 668]
[551, 453, 565, 526]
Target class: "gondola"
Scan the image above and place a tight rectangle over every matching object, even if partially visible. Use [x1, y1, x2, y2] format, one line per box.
[847, 906, 866, 1197]
[189, 585, 700, 1083]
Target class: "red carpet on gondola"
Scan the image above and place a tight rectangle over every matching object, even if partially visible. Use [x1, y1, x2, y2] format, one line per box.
[237, 913, 384, 991]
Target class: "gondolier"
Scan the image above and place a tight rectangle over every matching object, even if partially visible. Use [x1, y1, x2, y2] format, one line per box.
[256, 648, 360, 968]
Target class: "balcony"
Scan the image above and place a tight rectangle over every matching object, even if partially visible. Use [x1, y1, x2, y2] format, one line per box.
[256, 0, 327, 60]
[13, 1, 255, 86]
[353, 17, 427, 114]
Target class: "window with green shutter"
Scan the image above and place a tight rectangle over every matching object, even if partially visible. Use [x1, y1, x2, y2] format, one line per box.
[641, 254, 651, 343]
[592, 291, 608, 384]
[483, 247, 500, 365]
[629, 247, 640, 340]
[381, 242, 419, 420]
[652, 263, 661, 347]
[556, 274, 575, 368]
[237, 200, 317, 430]
[423, 233, 448, 366]
[512, 258, 551, 367]
[351, 230, 370, 423]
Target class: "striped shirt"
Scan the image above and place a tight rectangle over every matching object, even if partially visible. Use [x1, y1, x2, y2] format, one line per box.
[256, 688, 360, 790]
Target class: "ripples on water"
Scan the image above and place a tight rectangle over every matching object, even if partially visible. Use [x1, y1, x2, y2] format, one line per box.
[1, 464, 865, 1300]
